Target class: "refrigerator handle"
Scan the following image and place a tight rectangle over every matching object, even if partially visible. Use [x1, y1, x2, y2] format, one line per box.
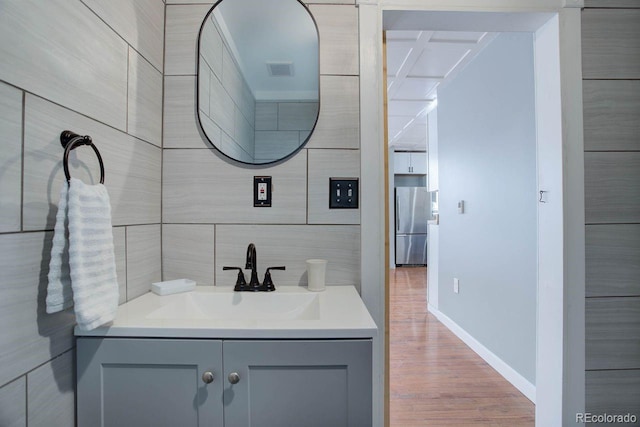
[395, 196, 400, 232]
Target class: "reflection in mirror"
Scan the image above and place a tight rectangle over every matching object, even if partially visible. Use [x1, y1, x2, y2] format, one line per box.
[197, 0, 319, 165]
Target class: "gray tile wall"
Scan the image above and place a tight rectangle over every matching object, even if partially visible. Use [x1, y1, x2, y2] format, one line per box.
[582, 5, 640, 419]
[163, 3, 361, 288]
[0, 0, 164, 423]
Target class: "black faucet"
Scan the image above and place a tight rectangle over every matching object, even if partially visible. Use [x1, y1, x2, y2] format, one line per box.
[224, 243, 284, 291]
[245, 243, 260, 289]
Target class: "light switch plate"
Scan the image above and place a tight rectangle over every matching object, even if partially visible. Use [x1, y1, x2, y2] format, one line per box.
[329, 178, 359, 209]
[254, 176, 272, 207]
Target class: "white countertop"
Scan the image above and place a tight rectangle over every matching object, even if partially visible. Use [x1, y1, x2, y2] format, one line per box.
[75, 285, 378, 339]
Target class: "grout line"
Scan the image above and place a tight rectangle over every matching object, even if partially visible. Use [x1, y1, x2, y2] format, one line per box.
[585, 295, 640, 299]
[126, 46, 130, 135]
[24, 371, 28, 427]
[20, 90, 26, 233]
[585, 367, 640, 372]
[584, 150, 640, 153]
[160, 0, 167, 282]
[124, 226, 129, 302]
[213, 224, 216, 286]
[582, 78, 640, 81]
[585, 222, 640, 226]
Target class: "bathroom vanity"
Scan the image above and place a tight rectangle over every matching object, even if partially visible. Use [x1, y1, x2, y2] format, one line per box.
[75, 286, 377, 427]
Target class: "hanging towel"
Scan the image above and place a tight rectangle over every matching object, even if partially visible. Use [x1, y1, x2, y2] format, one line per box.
[47, 178, 119, 331]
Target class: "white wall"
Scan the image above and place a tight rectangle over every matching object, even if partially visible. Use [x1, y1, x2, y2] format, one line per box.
[436, 32, 537, 384]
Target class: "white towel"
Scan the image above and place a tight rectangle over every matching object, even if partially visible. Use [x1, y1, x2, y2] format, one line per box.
[46, 178, 119, 331]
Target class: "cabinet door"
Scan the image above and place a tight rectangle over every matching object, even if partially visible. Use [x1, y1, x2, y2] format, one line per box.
[77, 338, 223, 427]
[223, 340, 372, 427]
[410, 152, 428, 174]
[394, 152, 412, 174]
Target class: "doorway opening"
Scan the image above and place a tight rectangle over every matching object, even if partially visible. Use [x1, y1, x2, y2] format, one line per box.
[378, 10, 575, 426]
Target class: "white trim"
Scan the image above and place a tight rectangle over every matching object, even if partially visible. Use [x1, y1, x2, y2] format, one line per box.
[358, 4, 386, 427]
[428, 303, 537, 403]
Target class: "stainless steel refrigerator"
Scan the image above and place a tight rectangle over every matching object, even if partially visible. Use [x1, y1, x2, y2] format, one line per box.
[395, 187, 428, 265]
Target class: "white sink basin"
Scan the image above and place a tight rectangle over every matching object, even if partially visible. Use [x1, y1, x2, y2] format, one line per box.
[146, 292, 320, 321]
[74, 286, 378, 339]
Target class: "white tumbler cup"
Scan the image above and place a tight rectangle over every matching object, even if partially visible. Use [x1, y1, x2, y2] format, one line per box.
[306, 259, 327, 292]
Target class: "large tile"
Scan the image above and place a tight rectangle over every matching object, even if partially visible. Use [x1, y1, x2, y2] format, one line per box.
[113, 227, 127, 305]
[163, 149, 307, 224]
[163, 225, 215, 286]
[126, 224, 161, 300]
[582, 9, 640, 79]
[255, 103, 278, 131]
[585, 0, 640, 6]
[165, 4, 212, 75]
[27, 350, 74, 427]
[308, 149, 360, 224]
[254, 131, 301, 162]
[305, 0, 355, 3]
[586, 225, 640, 297]
[166, 0, 213, 3]
[306, 76, 360, 149]
[309, 4, 359, 76]
[0, 82, 23, 232]
[585, 152, 640, 224]
[583, 80, 640, 151]
[164, 76, 212, 149]
[278, 102, 319, 131]
[586, 370, 640, 416]
[128, 48, 163, 147]
[586, 297, 640, 370]
[0, 378, 26, 427]
[0, 0, 128, 130]
[199, 13, 223, 79]
[23, 95, 161, 230]
[0, 232, 75, 387]
[216, 225, 361, 288]
[199, 59, 211, 117]
[81, 0, 165, 71]
[210, 71, 236, 138]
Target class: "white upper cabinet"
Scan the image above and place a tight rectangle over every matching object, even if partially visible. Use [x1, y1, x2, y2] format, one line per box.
[394, 152, 427, 175]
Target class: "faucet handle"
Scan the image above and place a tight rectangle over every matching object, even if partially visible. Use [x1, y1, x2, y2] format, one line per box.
[262, 266, 286, 292]
[223, 266, 247, 291]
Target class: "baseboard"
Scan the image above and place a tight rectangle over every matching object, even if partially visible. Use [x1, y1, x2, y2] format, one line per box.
[427, 303, 536, 403]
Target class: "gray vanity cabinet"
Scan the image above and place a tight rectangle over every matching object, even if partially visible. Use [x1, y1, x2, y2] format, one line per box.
[77, 338, 372, 427]
[77, 338, 224, 427]
[223, 340, 372, 427]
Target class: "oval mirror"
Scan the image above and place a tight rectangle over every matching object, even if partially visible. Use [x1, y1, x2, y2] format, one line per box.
[197, 0, 320, 165]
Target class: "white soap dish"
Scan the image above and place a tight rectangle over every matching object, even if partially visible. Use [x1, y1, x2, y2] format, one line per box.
[151, 279, 196, 296]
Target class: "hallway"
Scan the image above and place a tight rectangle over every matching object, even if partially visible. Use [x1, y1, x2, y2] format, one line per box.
[389, 267, 535, 426]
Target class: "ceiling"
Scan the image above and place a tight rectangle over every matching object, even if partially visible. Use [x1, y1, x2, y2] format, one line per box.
[386, 30, 496, 151]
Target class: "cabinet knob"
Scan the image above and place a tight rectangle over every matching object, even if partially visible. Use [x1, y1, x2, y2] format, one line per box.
[228, 372, 240, 384]
[202, 371, 214, 384]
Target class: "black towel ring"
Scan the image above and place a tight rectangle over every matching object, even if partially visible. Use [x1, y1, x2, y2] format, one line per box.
[60, 130, 105, 184]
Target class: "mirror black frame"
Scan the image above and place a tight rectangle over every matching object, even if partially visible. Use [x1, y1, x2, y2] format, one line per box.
[196, 0, 321, 166]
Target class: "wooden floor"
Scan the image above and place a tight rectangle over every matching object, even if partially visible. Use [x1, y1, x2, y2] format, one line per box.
[389, 267, 535, 426]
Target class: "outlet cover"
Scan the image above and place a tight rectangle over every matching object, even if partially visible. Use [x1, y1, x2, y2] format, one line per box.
[254, 176, 272, 207]
[329, 178, 359, 209]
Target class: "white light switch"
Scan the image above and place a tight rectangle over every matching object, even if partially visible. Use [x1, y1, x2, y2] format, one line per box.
[453, 278, 459, 294]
